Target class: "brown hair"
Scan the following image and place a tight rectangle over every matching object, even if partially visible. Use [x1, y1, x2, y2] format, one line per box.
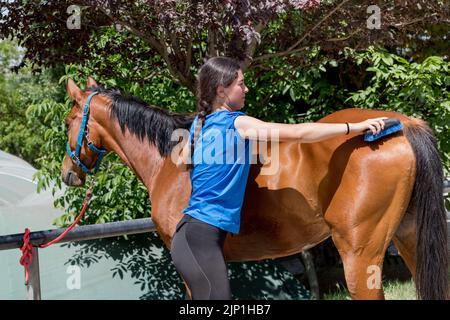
[189, 57, 241, 168]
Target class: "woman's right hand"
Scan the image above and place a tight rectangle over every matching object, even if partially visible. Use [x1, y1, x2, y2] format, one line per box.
[351, 117, 389, 135]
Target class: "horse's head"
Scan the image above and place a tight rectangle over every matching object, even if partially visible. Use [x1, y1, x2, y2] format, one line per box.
[61, 77, 108, 187]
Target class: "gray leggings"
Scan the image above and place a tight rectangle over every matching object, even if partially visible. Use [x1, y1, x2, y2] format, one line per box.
[170, 214, 231, 300]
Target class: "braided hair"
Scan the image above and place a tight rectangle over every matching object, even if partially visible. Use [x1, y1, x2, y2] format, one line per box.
[189, 57, 241, 168]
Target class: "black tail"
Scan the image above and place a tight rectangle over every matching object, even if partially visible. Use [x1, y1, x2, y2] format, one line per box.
[404, 120, 448, 300]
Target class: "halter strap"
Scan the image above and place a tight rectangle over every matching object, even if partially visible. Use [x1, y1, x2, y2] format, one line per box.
[66, 91, 107, 175]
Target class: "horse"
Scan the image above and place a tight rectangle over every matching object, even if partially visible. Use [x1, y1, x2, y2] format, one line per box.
[61, 77, 448, 300]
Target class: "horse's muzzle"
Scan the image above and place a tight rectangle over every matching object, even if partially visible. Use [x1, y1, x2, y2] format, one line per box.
[62, 170, 84, 187]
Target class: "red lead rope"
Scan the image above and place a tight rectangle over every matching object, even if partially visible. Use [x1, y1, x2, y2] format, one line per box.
[20, 188, 93, 285]
[19, 228, 33, 285]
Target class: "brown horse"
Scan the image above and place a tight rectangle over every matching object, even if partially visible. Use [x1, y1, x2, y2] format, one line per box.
[61, 77, 448, 300]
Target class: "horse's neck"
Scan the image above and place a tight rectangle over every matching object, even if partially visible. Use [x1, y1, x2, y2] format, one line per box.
[103, 118, 190, 244]
[104, 120, 164, 196]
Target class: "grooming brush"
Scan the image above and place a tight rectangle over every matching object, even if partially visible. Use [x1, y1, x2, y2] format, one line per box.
[363, 118, 404, 142]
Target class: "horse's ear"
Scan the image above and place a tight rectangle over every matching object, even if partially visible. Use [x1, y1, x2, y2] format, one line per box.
[67, 78, 83, 107]
[87, 76, 97, 88]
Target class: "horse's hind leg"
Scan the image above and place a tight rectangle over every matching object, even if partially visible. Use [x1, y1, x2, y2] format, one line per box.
[329, 227, 390, 299]
[392, 209, 416, 279]
[324, 180, 412, 299]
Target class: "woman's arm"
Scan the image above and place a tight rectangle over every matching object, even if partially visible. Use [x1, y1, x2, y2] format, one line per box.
[234, 116, 388, 143]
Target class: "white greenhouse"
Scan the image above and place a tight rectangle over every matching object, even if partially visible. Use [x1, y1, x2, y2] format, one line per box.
[0, 150, 180, 300]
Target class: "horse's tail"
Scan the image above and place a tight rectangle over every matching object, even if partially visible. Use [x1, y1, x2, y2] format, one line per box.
[404, 118, 448, 300]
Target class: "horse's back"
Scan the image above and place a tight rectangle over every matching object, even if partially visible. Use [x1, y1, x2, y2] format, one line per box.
[224, 108, 417, 262]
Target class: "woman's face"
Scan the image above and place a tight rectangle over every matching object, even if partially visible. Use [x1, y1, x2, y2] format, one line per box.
[220, 69, 249, 110]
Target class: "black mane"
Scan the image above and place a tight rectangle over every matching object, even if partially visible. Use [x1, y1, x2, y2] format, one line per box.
[89, 86, 195, 157]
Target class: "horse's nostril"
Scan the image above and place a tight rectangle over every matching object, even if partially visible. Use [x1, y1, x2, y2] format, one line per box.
[63, 170, 76, 186]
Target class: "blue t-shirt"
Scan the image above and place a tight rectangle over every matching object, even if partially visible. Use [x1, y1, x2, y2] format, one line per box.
[182, 110, 252, 234]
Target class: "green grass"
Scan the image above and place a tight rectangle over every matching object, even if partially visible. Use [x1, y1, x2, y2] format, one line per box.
[322, 268, 450, 300]
[384, 279, 416, 300]
[323, 279, 416, 300]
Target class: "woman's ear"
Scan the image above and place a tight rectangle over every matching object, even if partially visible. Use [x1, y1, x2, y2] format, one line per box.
[216, 85, 226, 99]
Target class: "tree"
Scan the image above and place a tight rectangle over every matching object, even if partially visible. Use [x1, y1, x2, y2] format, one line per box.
[0, 39, 64, 166]
[1, 2, 448, 227]
[1, 1, 447, 93]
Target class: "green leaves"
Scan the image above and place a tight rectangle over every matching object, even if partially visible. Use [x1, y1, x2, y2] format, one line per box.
[345, 47, 450, 174]
[2, 31, 449, 227]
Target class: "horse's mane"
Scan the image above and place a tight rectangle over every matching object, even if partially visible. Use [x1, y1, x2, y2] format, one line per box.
[88, 86, 196, 157]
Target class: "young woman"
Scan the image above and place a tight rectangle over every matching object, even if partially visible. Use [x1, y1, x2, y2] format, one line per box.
[171, 57, 387, 300]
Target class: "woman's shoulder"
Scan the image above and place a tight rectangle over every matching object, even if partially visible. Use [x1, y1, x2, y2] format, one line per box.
[223, 110, 247, 118]
[207, 110, 246, 117]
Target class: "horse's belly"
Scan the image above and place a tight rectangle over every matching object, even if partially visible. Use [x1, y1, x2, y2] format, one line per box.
[223, 143, 331, 261]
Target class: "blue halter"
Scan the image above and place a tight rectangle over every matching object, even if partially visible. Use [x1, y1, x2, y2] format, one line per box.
[66, 91, 107, 175]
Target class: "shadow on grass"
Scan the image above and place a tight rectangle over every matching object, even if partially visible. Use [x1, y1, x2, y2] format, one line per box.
[61, 232, 310, 300]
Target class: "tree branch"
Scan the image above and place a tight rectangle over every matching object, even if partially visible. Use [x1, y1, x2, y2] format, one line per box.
[326, 28, 362, 42]
[253, 0, 351, 63]
[185, 38, 192, 75]
[95, 5, 165, 55]
[169, 31, 180, 56]
[242, 21, 267, 71]
[286, 0, 351, 52]
[96, 5, 196, 92]
[392, 12, 438, 27]
[252, 45, 310, 65]
[207, 27, 219, 58]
